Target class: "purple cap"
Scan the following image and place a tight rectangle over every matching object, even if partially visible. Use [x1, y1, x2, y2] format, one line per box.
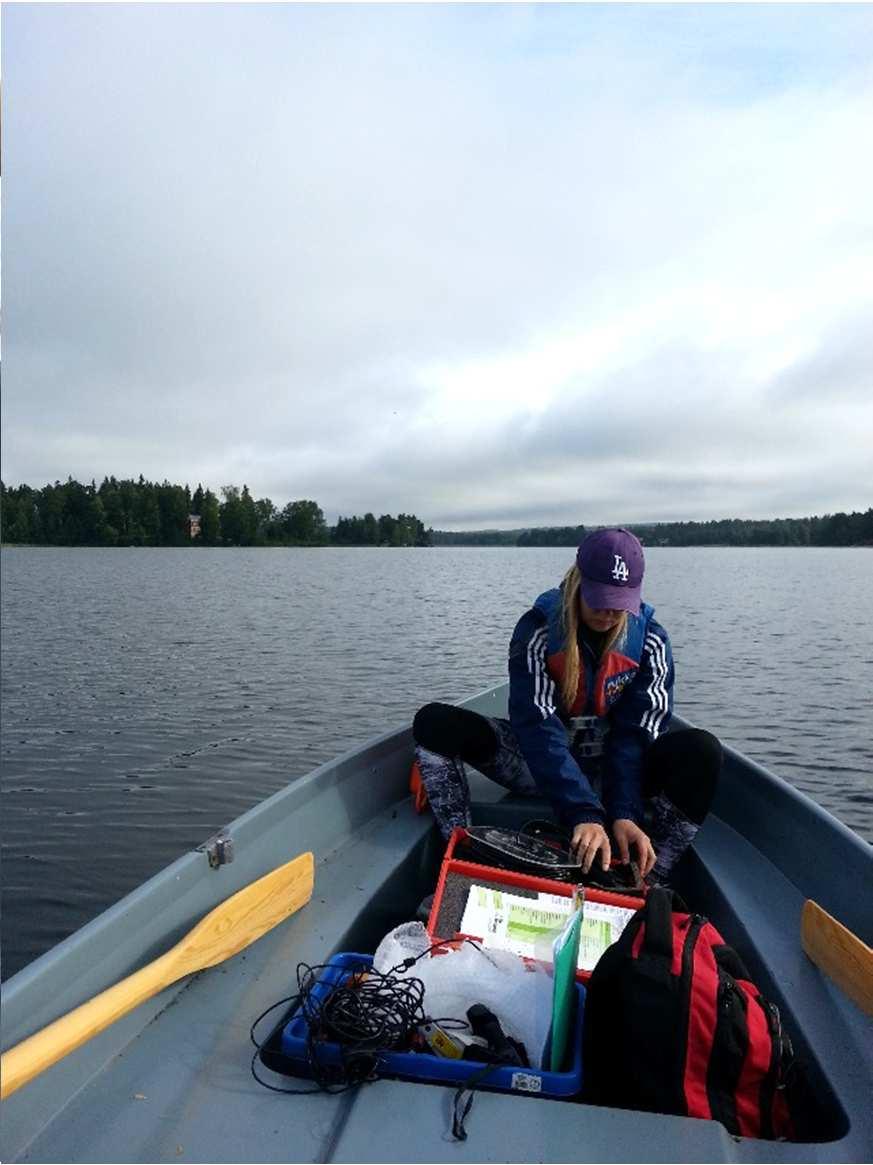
[576, 528, 645, 614]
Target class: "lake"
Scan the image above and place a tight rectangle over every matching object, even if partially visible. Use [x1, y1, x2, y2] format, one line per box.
[1, 545, 871, 979]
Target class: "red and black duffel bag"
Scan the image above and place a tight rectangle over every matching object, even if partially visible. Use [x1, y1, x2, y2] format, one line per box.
[582, 887, 795, 1139]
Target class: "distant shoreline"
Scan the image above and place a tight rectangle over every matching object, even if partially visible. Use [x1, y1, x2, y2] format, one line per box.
[431, 510, 872, 549]
[3, 541, 871, 551]
[2, 475, 870, 549]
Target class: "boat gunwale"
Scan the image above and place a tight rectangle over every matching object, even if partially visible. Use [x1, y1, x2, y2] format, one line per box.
[2, 685, 870, 1163]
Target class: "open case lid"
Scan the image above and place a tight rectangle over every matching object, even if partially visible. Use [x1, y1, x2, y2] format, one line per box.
[463, 823, 644, 894]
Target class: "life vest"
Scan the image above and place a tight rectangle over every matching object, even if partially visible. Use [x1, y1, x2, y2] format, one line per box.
[532, 587, 655, 718]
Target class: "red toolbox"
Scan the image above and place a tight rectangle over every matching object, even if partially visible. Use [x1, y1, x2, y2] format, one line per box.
[426, 827, 644, 982]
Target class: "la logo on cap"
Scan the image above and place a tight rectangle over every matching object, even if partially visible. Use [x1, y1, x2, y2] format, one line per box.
[612, 555, 630, 583]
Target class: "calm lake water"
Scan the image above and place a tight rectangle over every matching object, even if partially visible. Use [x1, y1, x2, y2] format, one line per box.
[2, 545, 871, 978]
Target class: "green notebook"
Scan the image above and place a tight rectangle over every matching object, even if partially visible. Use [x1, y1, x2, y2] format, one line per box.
[549, 901, 583, 1072]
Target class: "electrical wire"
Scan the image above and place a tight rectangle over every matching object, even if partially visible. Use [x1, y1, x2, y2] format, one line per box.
[250, 941, 477, 1095]
[250, 937, 509, 1138]
[250, 959, 423, 1094]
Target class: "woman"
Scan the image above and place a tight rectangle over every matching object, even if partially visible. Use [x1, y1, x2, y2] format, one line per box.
[413, 527, 722, 885]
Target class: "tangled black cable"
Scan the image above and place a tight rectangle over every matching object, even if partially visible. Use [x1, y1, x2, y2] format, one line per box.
[250, 939, 501, 1137]
[250, 941, 478, 1095]
[251, 958, 427, 1093]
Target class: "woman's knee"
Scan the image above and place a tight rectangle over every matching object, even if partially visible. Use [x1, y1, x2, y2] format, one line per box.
[412, 702, 498, 765]
[413, 703, 451, 750]
[644, 728, 723, 824]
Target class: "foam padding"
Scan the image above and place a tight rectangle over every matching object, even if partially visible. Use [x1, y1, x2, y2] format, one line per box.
[433, 870, 536, 938]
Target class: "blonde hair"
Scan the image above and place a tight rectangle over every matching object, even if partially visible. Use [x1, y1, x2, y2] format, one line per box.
[560, 564, 628, 710]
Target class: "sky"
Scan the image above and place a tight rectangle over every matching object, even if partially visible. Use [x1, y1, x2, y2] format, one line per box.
[3, 3, 873, 530]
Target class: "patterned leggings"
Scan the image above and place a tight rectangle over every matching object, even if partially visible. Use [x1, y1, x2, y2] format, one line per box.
[412, 702, 722, 884]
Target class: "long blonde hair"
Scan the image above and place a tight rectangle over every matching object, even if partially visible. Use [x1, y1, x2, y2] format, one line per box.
[560, 564, 628, 709]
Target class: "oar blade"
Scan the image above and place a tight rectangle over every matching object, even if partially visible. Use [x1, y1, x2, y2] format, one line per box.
[174, 851, 315, 975]
[0, 852, 315, 1099]
[801, 899, 873, 1017]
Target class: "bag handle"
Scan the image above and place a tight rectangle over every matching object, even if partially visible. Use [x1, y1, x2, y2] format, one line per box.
[642, 887, 687, 960]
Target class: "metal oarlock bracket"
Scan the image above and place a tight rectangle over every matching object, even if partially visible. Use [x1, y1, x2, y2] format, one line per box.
[198, 829, 235, 869]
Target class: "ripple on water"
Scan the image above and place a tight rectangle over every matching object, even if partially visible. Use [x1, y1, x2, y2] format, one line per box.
[1, 544, 871, 979]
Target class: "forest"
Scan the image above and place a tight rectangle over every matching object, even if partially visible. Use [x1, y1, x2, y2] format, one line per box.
[434, 512, 873, 547]
[2, 477, 870, 548]
[0, 477, 431, 547]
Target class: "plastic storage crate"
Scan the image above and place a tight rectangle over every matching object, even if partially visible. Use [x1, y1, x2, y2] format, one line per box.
[279, 952, 585, 1098]
[427, 827, 643, 982]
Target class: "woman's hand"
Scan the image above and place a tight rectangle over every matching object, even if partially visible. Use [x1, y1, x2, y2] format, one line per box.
[612, 818, 657, 878]
[571, 822, 611, 873]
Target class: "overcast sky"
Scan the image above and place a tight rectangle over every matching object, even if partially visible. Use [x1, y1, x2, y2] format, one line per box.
[3, 4, 872, 529]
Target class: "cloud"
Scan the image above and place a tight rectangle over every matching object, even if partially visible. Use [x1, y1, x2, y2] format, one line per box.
[3, 4, 873, 526]
[769, 311, 873, 403]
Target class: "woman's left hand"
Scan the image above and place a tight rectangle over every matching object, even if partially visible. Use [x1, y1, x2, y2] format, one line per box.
[612, 819, 657, 878]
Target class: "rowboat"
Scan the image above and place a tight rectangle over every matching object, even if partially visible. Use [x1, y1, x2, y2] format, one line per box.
[2, 683, 871, 1163]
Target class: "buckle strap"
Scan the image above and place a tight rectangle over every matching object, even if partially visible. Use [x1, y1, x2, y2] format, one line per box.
[568, 714, 609, 757]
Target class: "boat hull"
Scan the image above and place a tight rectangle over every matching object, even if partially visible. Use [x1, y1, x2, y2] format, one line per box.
[2, 684, 871, 1162]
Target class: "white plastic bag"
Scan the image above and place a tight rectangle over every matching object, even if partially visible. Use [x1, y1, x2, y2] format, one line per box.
[373, 922, 553, 1068]
[373, 921, 432, 973]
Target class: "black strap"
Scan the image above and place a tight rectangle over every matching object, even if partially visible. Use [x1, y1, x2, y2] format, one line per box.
[450, 1062, 501, 1141]
[451, 1087, 476, 1141]
[642, 887, 676, 961]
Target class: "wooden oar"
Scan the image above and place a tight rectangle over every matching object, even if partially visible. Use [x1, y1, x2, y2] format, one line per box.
[801, 899, 873, 1017]
[1, 852, 314, 1099]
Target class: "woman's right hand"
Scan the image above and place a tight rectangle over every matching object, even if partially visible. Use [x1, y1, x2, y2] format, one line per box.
[571, 822, 611, 873]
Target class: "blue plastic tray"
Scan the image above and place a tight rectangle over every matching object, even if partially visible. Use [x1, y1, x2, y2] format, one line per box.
[279, 952, 584, 1097]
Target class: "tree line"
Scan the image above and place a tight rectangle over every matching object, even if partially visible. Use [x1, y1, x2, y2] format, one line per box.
[432, 511, 873, 547]
[333, 512, 430, 546]
[430, 528, 522, 546]
[0, 477, 433, 548]
[3, 477, 869, 548]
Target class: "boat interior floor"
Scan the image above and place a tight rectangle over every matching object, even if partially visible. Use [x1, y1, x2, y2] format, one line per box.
[7, 788, 871, 1164]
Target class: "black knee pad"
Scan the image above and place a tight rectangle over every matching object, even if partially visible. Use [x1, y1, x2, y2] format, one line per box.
[644, 728, 723, 824]
[412, 702, 499, 766]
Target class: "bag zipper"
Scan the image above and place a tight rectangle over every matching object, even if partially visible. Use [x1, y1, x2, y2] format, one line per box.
[676, 913, 707, 1113]
[707, 972, 748, 1135]
[757, 994, 792, 1139]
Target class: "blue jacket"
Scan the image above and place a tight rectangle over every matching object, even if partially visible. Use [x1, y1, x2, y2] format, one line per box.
[507, 586, 674, 829]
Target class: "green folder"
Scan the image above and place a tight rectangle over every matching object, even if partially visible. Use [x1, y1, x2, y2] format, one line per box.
[549, 902, 583, 1072]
